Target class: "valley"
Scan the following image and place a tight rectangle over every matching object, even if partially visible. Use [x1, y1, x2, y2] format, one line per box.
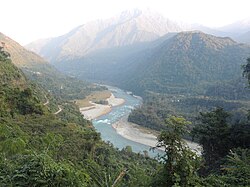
[1, 5, 250, 187]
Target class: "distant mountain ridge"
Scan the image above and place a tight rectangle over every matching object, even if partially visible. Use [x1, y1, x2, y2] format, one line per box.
[121, 31, 250, 95]
[60, 31, 250, 96]
[219, 17, 250, 34]
[26, 9, 191, 62]
[26, 10, 250, 62]
[24, 10, 250, 98]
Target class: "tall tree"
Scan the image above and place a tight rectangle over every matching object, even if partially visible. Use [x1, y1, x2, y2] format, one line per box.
[242, 57, 250, 86]
[152, 116, 201, 186]
[192, 108, 231, 174]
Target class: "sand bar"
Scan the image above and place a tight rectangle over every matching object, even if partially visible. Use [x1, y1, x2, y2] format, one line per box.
[112, 116, 159, 148]
[107, 93, 125, 106]
[80, 93, 125, 120]
[112, 116, 202, 154]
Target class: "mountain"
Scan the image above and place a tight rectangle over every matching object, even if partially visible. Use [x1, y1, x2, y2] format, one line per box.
[26, 9, 189, 62]
[0, 47, 45, 116]
[61, 31, 250, 96]
[0, 32, 48, 67]
[0, 37, 159, 187]
[219, 18, 250, 34]
[0, 32, 103, 100]
[121, 31, 250, 95]
[237, 31, 250, 44]
[25, 9, 241, 71]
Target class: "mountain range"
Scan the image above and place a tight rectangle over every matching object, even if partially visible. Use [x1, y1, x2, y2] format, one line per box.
[26, 9, 189, 62]
[56, 31, 250, 96]
[23, 9, 250, 98]
[26, 9, 250, 65]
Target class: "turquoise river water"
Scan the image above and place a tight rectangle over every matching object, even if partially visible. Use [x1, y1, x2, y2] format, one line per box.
[92, 86, 162, 157]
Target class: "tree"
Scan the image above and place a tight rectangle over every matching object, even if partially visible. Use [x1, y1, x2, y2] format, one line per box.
[192, 108, 231, 174]
[221, 148, 250, 186]
[202, 149, 250, 186]
[152, 116, 201, 186]
[242, 57, 250, 86]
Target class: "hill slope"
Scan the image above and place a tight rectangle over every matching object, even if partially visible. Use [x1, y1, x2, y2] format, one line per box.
[0, 32, 48, 67]
[0, 32, 104, 100]
[61, 31, 250, 96]
[122, 31, 250, 95]
[0, 43, 159, 187]
[0, 47, 44, 116]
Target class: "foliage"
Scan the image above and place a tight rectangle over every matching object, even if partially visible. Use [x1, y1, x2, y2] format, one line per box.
[192, 107, 250, 175]
[0, 153, 90, 187]
[221, 149, 250, 186]
[128, 92, 250, 136]
[242, 57, 250, 86]
[151, 116, 202, 186]
[201, 149, 250, 186]
[22, 65, 106, 101]
[0, 52, 159, 186]
[192, 108, 231, 173]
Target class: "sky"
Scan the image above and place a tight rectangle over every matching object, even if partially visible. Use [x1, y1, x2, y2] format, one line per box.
[0, 0, 249, 45]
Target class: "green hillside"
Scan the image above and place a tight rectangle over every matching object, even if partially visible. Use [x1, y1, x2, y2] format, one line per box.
[57, 31, 250, 98]
[120, 31, 250, 95]
[0, 47, 44, 117]
[0, 32, 104, 100]
[0, 42, 159, 186]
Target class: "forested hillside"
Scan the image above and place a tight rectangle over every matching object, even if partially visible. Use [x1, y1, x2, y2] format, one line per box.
[53, 32, 250, 98]
[0, 32, 104, 100]
[0, 46, 160, 186]
[118, 31, 250, 95]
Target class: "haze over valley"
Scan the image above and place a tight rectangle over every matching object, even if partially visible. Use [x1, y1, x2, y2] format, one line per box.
[1, 1, 250, 186]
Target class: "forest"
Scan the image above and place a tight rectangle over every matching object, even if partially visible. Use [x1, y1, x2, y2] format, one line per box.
[0, 47, 250, 186]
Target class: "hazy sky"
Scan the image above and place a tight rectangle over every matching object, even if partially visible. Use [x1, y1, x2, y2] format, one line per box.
[0, 0, 249, 45]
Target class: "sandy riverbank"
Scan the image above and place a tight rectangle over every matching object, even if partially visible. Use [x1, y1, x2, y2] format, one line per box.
[107, 93, 125, 106]
[112, 116, 202, 154]
[112, 116, 159, 148]
[80, 93, 125, 120]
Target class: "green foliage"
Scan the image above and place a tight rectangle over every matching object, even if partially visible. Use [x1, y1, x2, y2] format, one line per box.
[193, 108, 250, 176]
[221, 149, 250, 186]
[230, 118, 250, 149]
[0, 51, 160, 186]
[0, 123, 28, 157]
[22, 65, 106, 101]
[0, 114, 158, 186]
[152, 116, 202, 186]
[242, 57, 250, 86]
[201, 149, 250, 186]
[0, 153, 90, 187]
[0, 87, 44, 116]
[192, 108, 231, 173]
[128, 92, 250, 137]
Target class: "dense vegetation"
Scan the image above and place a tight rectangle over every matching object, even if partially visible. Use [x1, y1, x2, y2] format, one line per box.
[22, 65, 106, 100]
[0, 49, 159, 186]
[56, 32, 250, 97]
[0, 32, 105, 101]
[1, 35, 250, 186]
[152, 113, 250, 186]
[128, 91, 250, 133]
[128, 57, 250, 186]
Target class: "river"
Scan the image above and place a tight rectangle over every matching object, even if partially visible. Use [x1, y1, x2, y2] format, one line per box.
[92, 86, 163, 157]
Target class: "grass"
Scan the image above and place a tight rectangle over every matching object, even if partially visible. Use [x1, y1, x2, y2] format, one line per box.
[75, 90, 112, 107]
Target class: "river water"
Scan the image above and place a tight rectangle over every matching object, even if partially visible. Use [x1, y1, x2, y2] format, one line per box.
[92, 86, 162, 157]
